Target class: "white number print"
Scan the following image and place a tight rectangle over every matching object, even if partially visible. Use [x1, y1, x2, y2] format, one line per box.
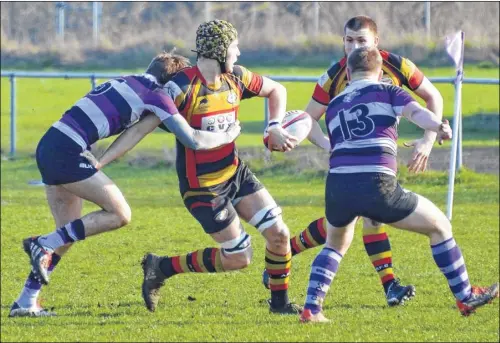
[338, 104, 374, 140]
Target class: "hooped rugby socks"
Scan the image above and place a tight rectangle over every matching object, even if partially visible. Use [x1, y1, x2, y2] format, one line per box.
[291, 217, 399, 294]
[16, 253, 61, 308]
[290, 217, 327, 256]
[362, 226, 396, 293]
[304, 247, 343, 314]
[431, 237, 472, 302]
[159, 248, 224, 277]
[38, 219, 86, 250]
[265, 248, 292, 308]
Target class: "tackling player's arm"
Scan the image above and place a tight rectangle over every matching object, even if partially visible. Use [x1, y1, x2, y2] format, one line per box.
[82, 113, 161, 169]
[152, 88, 241, 151]
[165, 115, 240, 151]
[83, 112, 241, 170]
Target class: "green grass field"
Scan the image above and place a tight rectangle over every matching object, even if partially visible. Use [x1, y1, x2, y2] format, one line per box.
[1, 66, 499, 156]
[1, 159, 499, 342]
[1, 65, 499, 342]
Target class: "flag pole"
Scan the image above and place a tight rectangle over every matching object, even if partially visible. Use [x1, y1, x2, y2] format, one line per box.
[446, 31, 465, 220]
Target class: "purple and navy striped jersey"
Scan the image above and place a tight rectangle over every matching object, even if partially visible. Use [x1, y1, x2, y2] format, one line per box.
[325, 79, 415, 176]
[53, 74, 178, 149]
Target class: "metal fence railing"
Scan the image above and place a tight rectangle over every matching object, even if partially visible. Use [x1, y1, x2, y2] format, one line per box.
[1, 70, 499, 157]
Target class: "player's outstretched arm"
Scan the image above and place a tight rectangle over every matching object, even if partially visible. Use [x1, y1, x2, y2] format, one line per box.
[83, 114, 241, 170]
[402, 101, 452, 144]
[403, 78, 445, 172]
[163, 115, 241, 150]
[413, 77, 444, 143]
[85, 113, 163, 169]
[304, 99, 330, 151]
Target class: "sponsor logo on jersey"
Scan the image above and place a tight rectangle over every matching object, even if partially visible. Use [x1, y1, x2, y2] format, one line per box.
[199, 97, 209, 109]
[380, 76, 394, 85]
[79, 163, 94, 169]
[201, 111, 236, 132]
[343, 90, 360, 103]
[227, 91, 237, 104]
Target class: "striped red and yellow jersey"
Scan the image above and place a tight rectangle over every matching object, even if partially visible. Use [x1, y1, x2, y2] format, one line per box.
[312, 50, 425, 106]
[164, 65, 263, 189]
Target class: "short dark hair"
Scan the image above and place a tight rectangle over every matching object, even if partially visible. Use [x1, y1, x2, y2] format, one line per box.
[145, 50, 191, 85]
[344, 15, 378, 35]
[347, 46, 382, 74]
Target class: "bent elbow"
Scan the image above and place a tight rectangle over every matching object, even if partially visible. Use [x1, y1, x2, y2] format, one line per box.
[278, 83, 287, 96]
[427, 92, 444, 111]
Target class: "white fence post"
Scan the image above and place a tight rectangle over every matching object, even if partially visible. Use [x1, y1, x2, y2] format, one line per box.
[93, 2, 101, 47]
[9, 74, 16, 156]
[425, 1, 431, 41]
[313, 2, 320, 37]
[205, 2, 211, 22]
[56, 2, 65, 43]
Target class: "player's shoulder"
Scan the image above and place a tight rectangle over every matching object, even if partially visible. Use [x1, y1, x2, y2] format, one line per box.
[380, 49, 419, 71]
[169, 65, 197, 86]
[164, 66, 197, 99]
[126, 73, 161, 90]
[230, 64, 254, 80]
[380, 82, 412, 100]
[316, 57, 347, 89]
[379, 49, 406, 69]
[324, 56, 347, 78]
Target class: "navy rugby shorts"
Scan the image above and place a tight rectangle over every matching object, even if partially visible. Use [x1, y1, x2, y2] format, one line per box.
[325, 172, 418, 227]
[181, 161, 264, 234]
[36, 127, 98, 185]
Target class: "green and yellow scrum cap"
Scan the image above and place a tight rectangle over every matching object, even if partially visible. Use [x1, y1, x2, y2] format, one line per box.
[194, 19, 238, 63]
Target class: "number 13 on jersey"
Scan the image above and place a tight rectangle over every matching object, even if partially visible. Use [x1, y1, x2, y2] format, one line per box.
[337, 104, 374, 140]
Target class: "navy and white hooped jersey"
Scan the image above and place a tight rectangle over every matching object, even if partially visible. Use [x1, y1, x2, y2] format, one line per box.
[325, 79, 415, 176]
[53, 74, 178, 150]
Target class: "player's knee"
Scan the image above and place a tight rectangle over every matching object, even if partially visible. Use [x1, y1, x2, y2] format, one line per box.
[435, 217, 452, 236]
[225, 248, 253, 270]
[363, 218, 383, 230]
[221, 228, 253, 269]
[223, 247, 253, 270]
[116, 203, 132, 226]
[237, 247, 253, 269]
[249, 204, 283, 234]
[266, 222, 290, 250]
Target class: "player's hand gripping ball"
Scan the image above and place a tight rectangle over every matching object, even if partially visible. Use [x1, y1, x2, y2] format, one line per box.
[263, 110, 313, 151]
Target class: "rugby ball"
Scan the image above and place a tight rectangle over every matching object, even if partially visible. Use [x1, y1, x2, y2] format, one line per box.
[263, 110, 313, 151]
